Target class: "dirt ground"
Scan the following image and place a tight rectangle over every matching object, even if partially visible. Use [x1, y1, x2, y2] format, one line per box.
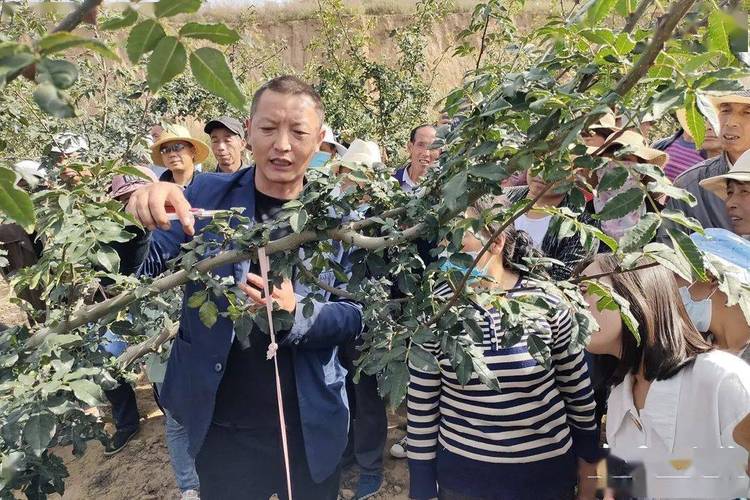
[56, 379, 410, 500]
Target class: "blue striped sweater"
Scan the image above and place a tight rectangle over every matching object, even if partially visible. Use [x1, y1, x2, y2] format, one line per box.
[407, 282, 599, 499]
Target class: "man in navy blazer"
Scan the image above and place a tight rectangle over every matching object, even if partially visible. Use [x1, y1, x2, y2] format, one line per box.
[127, 76, 363, 500]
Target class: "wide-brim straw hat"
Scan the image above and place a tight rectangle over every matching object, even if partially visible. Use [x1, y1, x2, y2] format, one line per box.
[704, 84, 750, 112]
[587, 129, 668, 167]
[699, 149, 750, 199]
[150, 124, 209, 167]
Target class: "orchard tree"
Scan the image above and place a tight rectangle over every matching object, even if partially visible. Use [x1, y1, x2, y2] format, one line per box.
[0, 0, 749, 498]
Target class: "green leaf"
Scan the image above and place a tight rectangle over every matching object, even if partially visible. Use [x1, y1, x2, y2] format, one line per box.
[441, 170, 468, 213]
[0, 44, 35, 87]
[23, 412, 56, 457]
[179, 23, 241, 45]
[409, 344, 438, 372]
[526, 334, 551, 370]
[615, 0, 636, 16]
[36, 58, 78, 90]
[682, 52, 720, 74]
[684, 91, 706, 148]
[187, 290, 208, 308]
[36, 32, 118, 60]
[95, 247, 120, 274]
[597, 166, 628, 192]
[0, 167, 36, 232]
[69, 379, 104, 407]
[155, 0, 202, 18]
[100, 7, 138, 31]
[33, 81, 74, 118]
[126, 20, 166, 64]
[596, 187, 644, 221]
[705, 10, 733, 60]
[0, 451, 25, 487]
[668, 228, 707, 280]
[146, 36, 187, 92]
[619, 213, 660, 252]
[610, 289, 640, 344]
[189, 47, 247, 110]
[290, 209, 308, 233]
[469, 162, 507, 181]
[385, 361, 410, 407]
[199, 300, 218, 328]
[650, 87, 683, 120]
[586, 0, 618, 26]
[660, 209, 703, 234]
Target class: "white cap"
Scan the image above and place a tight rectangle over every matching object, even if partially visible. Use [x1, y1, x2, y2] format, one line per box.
[14, 160, 46, 179]
[51, 132, 89, 154]
[339, 139, 381, 167]
[322, 125, 347, 157]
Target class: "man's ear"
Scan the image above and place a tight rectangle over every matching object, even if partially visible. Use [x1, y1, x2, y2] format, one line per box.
[407, 141, 414, 155]
[316, 125, 325, 150]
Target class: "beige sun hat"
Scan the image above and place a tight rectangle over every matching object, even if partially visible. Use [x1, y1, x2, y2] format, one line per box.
[334, 139, 381, 169]
[699, 149, 750, 199]
[590, 111, 618, 133]
[150, 124, 209, 167]
[587, 129, 668, 167]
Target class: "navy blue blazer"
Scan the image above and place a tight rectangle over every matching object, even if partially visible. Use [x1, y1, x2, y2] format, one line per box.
[139, 167, 363, 482]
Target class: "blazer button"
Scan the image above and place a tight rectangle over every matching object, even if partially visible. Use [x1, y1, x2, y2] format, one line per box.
[214, 362, 223, 373]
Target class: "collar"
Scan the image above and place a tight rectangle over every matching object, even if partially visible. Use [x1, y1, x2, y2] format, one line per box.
[403, 166, 418, 189]
[608, 372, 683, 451]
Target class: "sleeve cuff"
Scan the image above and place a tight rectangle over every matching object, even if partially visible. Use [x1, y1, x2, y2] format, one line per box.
[571, 426, 606, 462]
[408, 459, 438, 499]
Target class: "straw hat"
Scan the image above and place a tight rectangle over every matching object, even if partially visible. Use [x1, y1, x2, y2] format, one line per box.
[590, 111, 618, 133]
[699, 149, 750, 199]
[150, 124, 209, 167]
[588, 129, 668, 167]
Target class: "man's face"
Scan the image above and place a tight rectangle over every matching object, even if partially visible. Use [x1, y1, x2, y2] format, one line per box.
[160, 140, 195, 173]
[248, 90, 324, 190]
[150, 125, 164, 142]
[726, 180, 750, 235]
[702, 123, 722, 152]
[407, 126, 439, 170]
[210, 127, 245, 173]
[718, 102, 750, 159]
[319, 142, 337, 156]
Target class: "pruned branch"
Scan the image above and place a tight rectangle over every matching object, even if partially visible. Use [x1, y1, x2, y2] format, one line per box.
[117, 322, 178, 369]
[295, 261, 357, 300]
[623, 0, 657, 34]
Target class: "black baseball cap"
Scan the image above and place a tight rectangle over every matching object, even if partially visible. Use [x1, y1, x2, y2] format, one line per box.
[204, 116, 244, 137]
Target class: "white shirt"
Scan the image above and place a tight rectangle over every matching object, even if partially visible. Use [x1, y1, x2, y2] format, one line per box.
[607, 350, 750, 499]
[514, 214, 551, 249]
[402, 166, 418, 192]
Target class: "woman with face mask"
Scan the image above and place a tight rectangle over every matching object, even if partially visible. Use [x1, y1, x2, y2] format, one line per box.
[408, 200, 600, 500]
[583, 254, 750, 499]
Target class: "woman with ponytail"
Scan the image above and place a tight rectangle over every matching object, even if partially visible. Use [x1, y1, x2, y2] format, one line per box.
[407, 201, 600, 500]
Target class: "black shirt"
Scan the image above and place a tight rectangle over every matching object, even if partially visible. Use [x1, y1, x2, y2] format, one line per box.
[212, 188, 301, 430]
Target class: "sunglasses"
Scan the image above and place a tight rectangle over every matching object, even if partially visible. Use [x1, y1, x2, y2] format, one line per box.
[160, 143, 188, 155]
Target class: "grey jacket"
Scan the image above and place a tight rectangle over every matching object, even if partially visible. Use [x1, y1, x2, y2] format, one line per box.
[665, 154, 733, 232]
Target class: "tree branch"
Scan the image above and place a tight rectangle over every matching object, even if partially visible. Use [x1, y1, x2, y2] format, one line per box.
[25, 223, 427, 350]
[295, 261, 357, 300]
[571, 261, 660, 283]
[117, 322, 178, 369]
[623, 0, 656, 34]
[613, 0, 697, 96]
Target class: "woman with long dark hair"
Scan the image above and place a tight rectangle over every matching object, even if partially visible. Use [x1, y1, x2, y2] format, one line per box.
[407, 202, 600, 500]
[583, 254, 750, 498]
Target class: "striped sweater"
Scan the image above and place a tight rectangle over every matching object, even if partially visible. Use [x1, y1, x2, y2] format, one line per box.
[407, 282, 598, 499]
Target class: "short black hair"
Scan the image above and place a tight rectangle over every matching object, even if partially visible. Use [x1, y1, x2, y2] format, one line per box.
[250, 75, 324, 125]
[409, 124, 435, 143]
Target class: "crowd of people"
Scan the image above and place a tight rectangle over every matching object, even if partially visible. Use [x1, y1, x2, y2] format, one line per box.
[3, 75, 750, 500]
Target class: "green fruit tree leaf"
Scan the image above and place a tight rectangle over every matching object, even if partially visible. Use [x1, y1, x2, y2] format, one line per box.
[155, 0, 202, 18]
[36, 32, 118, 60]
[199, 300, 218, 328]
[586, 0, 618, 26]
[619, 213, 660, 253]
[147, 36, 187, 91]
[189, 47, 247, 110]
[179, 23, 241, 45]
[100, 7, 138, 31]
[596, 187, 644, 221]
[668, 228, 707, 281]
[126, 20, 166, 64]
[23, 412, 56, 457]
[290, 209, 308, 233]
[684, 91, 706, 148]
[0, 167, 36, 232]
[36, 58, 78, 90]
[69, 379, 104, 407]
[33, 81, 75, 118]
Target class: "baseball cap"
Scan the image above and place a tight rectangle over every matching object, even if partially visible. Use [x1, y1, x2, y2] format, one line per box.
[204, 116, 244, 138]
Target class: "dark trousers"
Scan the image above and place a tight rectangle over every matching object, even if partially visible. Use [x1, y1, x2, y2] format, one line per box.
[195, 422, 341, 500]
[103, 379, 140, 433]
[341, 338, 388, 475]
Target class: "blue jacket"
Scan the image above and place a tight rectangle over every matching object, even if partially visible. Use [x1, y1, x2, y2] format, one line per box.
[140, 167, 363, 482]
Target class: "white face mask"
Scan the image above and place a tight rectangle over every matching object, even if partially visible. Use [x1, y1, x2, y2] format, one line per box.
[679, 286, 714, 333]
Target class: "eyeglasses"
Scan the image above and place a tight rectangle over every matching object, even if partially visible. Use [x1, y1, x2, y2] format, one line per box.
[160, 143, 187, 155]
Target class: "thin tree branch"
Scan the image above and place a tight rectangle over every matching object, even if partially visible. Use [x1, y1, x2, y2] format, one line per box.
[117, 322, 178, 369]
[295, 261, 357, 300]
[475, 11, 491, 72]
[348, 207, 407, 231]
[571, 261, 660, 283]
[623, 0, 657, 34]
